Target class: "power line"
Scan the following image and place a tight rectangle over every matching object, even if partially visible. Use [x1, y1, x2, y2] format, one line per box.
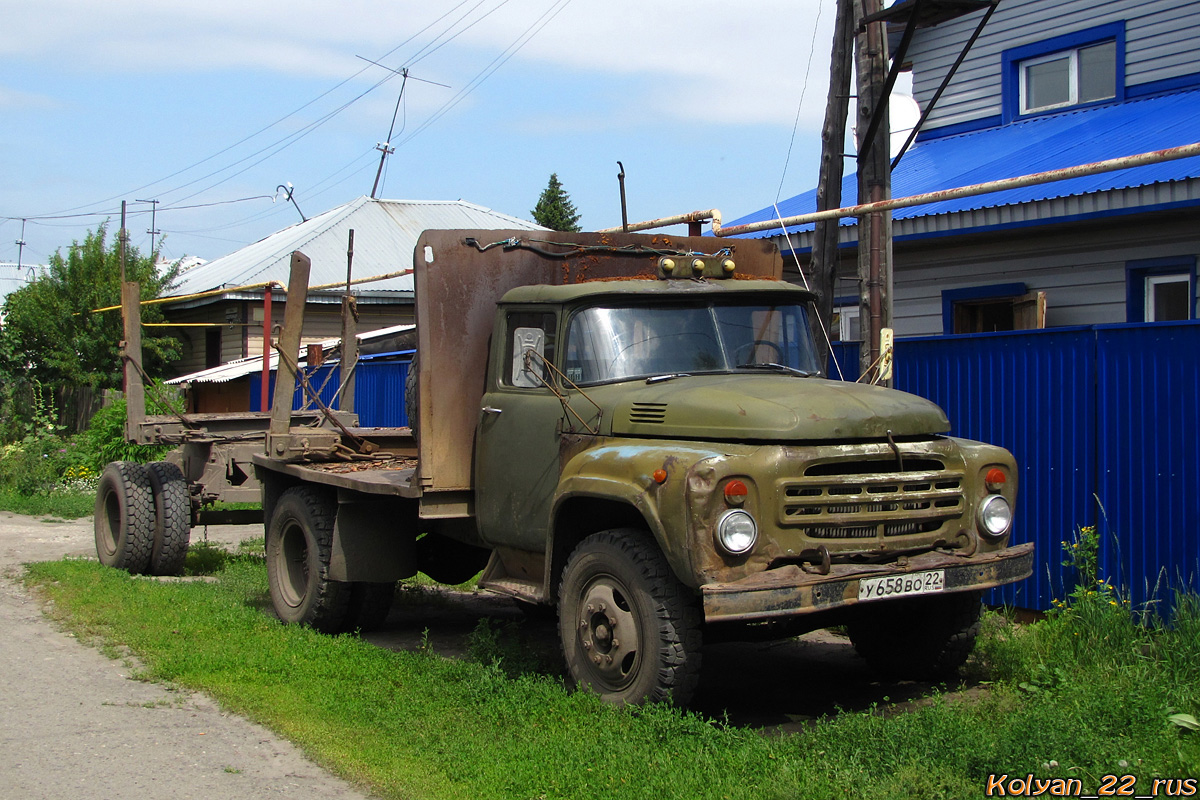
[395, 0, 576, 150]
[30, 0, 481, 220]
[775, 0, 826, 202]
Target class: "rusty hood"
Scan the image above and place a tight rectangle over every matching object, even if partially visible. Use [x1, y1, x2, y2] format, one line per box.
[604, 374, 950, 441]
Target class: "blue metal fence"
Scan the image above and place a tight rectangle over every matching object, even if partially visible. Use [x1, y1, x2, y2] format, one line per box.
[249, 358, 412, 428]
[835, 322, 1200, 611]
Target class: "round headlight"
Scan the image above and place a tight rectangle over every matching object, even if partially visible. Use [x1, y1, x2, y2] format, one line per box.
[977, 494, 1013, 538]
[716, 509, 758, 555]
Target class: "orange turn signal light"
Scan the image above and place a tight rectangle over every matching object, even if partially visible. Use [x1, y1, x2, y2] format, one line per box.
[985, 468, 1007, 492]
[724, 479, 748, 506]
[652, 469, 668, 484]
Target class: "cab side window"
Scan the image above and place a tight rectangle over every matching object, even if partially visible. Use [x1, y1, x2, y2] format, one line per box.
[503, 311, 557, 388]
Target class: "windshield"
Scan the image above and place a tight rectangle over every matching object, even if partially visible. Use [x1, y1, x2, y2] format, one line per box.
[563, 300, 821, 385]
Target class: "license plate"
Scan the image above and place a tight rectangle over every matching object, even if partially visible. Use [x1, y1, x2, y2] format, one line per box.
[858, 570, 945, 601]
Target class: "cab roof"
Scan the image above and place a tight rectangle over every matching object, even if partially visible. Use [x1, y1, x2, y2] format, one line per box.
[498, 278, 816, 306]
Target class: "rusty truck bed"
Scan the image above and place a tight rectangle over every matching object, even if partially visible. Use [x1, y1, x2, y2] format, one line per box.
[251, 452, 422, 498]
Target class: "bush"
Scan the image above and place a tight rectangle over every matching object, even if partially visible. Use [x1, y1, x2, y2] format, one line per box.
[78, 399, 172, 472]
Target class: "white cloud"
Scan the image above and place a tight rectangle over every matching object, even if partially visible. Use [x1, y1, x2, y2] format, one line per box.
[4, 0, 835, 124]
[0, 85, 58, 110]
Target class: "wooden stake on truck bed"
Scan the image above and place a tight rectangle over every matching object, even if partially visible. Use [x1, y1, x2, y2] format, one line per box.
[121, 281, 146, 443]
[266, 251, 341, 461]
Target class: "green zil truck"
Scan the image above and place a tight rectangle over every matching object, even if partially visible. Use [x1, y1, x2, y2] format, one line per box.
[101, 228, 1034, 706]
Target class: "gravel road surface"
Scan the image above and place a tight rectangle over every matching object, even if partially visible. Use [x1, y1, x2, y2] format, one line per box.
[0, 511, 373, 800]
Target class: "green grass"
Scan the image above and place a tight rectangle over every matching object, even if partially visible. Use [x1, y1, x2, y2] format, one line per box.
[22, 553, 1200, 800]
[0, 488, 95, 519]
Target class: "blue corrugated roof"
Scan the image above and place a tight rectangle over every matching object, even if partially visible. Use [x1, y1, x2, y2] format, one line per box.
[728, 89, 1200, 238]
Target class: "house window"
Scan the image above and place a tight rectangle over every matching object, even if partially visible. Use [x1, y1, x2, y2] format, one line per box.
[830, 301, 860, 343]
[1127, 257, 1196, 322]
[942, 283, 1046, 335]
[205, 327, 222, 369]
[1002, 22, 1125, 122]
[1019, 41, 1116, 114]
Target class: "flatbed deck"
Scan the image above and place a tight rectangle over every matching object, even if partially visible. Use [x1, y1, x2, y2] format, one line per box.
[251, 453, 421, 497]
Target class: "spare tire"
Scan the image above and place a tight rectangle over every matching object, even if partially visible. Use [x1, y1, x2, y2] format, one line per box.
[146, 461, 191, 577]
[94, 462, 155, 574]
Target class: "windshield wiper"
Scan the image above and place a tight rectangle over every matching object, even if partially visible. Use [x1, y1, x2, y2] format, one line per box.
[646, 372, 692, 384]
[738, 362, 818, 377]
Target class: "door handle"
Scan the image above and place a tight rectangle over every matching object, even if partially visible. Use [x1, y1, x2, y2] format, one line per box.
[482, 406, 503, 415]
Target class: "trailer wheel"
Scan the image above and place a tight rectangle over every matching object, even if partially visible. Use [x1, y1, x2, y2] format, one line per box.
[94, 462, 155, 574]
[146, 461, 190, 577]
[849, 590, 983, 680]
[266, 487, 350, 632]
[558, 529, 702, 706]
[404, 355, 419, 436]
[341, 582, 397, 633]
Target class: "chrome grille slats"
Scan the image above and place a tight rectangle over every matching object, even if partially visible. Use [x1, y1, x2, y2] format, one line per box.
[778, 457, 965, 542]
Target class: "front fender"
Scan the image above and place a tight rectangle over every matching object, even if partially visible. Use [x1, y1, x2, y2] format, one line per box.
[553, 439, 742, 589]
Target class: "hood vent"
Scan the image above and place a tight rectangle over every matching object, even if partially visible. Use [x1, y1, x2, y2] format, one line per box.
[629, 402, 668, 424]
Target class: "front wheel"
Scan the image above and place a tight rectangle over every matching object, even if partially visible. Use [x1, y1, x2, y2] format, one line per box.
[558, 530, 702, 706]
[848, 590, 983, 680]
[266, 486, 350, 633]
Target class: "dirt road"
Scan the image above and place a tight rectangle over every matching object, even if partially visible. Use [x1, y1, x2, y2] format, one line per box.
[0, 511, 372, 800]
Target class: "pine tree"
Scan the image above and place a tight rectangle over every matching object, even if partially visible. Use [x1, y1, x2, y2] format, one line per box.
[531, 173, 582, 232]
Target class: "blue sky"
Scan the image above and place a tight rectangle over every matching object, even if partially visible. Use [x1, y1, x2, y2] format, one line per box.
[1, 0, 916, 268]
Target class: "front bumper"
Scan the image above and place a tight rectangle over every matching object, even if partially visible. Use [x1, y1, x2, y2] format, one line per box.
[701, 542, 1034, 623]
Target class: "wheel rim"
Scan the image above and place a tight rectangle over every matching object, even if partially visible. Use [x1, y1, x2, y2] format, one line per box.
[98, 486, 120, 558]
[575, 575, 641, 691]
[277, 521, 310, 609]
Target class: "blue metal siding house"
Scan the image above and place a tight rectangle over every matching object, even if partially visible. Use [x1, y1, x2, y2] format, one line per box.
[733, 0, 1200, 610]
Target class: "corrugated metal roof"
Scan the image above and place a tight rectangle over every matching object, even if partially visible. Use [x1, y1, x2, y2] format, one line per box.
[0, 263, 48, 306]
[166, 323, 415, 385]
[729, 89, 1200, 240]
[167, 196, 545, 298]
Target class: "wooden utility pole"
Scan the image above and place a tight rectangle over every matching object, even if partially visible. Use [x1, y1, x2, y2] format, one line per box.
[812, 0, 856, 371]
[854, 0, 894, 382]
[341, 230, 358, 413]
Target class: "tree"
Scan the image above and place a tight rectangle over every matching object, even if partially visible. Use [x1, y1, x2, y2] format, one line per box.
[0, 223, 181, 392]
[531, 173, 582, 232]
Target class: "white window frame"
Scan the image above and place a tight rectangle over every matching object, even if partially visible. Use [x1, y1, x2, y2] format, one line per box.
[832, 305, 860, 343]
[1019, 42, 1115, 115]
[1145, 274, 1192, 322]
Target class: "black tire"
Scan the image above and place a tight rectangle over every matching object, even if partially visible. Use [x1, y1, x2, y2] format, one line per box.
[94, 462, 155, 574]
[558, 529, 702, 706]
[146, 461, 191, 577]
[415, 532, 490, 586]
[849, 590, 983, 680]
[266, 486, 351, 633]
[341, 581, 397, 633]
[404, 355, 418, 436]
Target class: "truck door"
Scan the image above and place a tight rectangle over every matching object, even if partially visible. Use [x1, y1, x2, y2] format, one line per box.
[475, 310, 563, 551]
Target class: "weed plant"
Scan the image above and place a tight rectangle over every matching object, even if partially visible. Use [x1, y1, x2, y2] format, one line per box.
[21, 529, 1200, 800]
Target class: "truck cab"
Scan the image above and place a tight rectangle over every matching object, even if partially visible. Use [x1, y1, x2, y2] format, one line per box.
[461, 246, 1031, 705]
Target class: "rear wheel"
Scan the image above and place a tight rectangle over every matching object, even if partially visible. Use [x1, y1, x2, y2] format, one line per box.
[404, 356, 419, 436]
[266, 486, 350, 632]
[849, 590, 983, 680]
[558, 530, 702, 706]
[146, 461, 190, 576]
[94, 462, 155, 574]
[341, 581, 397, 633]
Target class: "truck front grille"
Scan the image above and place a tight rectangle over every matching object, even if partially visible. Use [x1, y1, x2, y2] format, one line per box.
[779, 457, 964, 541]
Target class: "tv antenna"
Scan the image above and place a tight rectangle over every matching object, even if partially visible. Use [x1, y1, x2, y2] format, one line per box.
[355, 56, 450, 199]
